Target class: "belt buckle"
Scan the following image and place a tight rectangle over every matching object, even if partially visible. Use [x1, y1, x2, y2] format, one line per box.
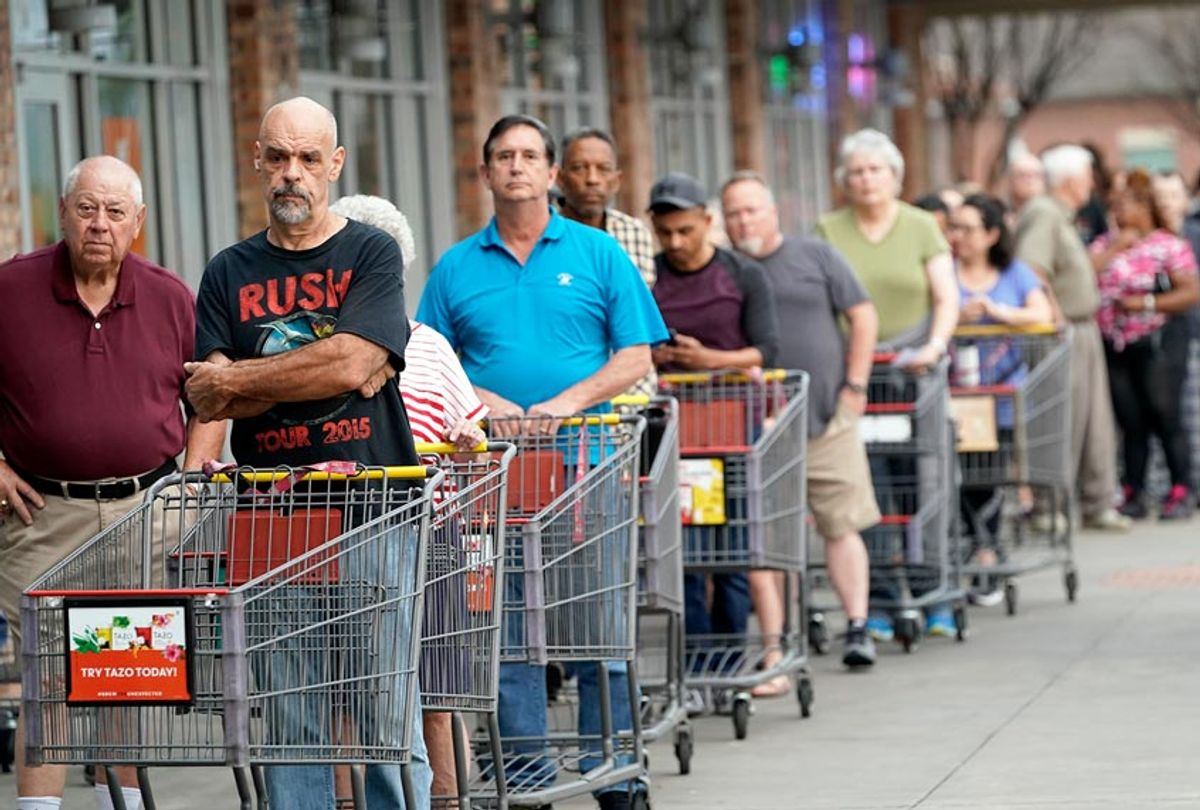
[90, 475, 126, 502]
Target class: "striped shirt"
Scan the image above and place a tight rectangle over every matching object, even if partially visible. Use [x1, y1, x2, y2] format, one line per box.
[400, 321, 488, 448]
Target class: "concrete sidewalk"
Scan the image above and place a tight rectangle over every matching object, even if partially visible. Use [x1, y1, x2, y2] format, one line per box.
[5, 520, 1198, 809]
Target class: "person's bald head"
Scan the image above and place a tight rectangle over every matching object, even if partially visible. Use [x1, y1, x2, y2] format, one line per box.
[59, 156, 147, 277]
[259, 96, 339, 150]
[63, 155, 143, 205]
[254, 96, 345, 230]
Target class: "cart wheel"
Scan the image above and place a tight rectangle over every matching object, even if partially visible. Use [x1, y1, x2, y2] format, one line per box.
[1004, 581, 1019, 616]
[732, 696, 751, 740]
[953, 605, 969, 642]
[631, 789, 652, 810]
[674, 725, 694, 775]
[796, 676, 815, 718]
[809, 613, 831, 656]
[1065, 568, 1079, 603]
[84, 764, 97, 786]
[896, 616, 920, 653]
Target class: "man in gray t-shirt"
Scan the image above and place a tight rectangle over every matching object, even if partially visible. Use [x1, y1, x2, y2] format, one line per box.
[722, 171, 882, 670]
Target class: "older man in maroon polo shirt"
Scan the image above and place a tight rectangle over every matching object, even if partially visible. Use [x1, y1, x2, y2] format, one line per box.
[0, 155, 225, 810]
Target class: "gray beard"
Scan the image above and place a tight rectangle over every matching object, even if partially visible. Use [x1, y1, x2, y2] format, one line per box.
[734, 236, 765, 257]
[271, 199, 311, 225]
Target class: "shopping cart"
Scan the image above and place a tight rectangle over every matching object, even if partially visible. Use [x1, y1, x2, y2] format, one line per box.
[614, 395, 691, 775]
[473, 412, 646, 809]
[416, 441, 516, 810]
[20, 463, 436, 810]
[949, 324, 1077, 614]
[813, 354, 965, 652]
[659, 370, 812, 740]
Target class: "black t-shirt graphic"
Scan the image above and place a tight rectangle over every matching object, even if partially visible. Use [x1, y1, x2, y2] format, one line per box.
[195, 220, 419, 468]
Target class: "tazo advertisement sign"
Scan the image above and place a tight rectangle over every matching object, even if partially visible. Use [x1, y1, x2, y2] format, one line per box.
[63, 597, 195, 705]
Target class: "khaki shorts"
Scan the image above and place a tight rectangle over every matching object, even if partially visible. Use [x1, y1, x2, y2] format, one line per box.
[0, 491, 144, 653]
[807, 401, 881, 539]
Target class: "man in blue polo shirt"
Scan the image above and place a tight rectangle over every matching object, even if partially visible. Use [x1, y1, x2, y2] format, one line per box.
[418, 114, 667, 810]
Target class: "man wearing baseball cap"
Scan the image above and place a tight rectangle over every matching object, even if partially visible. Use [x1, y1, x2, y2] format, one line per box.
[647, 172, 780, 703]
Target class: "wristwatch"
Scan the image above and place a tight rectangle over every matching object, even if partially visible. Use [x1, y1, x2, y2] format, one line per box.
[844, 381, 867, 395]
[1144, 293, 1156, 312]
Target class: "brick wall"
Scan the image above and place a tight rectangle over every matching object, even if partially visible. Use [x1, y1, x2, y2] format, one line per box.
[0, 0, 21, 261]
[725, 0, 766, 175]
[604, 0, 655, 215]
[226, 0, 299, 238]
[446, 0, 498, 238]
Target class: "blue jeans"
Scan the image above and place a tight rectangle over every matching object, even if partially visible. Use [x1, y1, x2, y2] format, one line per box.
[684, 572, 750, 673]
[264, 706, 432, 809]
[255, 518, 432, 808]
[496, 660, 636, 797]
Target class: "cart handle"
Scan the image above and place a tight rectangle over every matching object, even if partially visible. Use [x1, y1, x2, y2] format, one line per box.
[611, 394, 651, 407]
[25, 589, 231, 598]
[485, 413, 624, 427]
[659, 369, 788, 384]
[953, 323, 1059, 338]
[415, 441, 489, 455]
[211, 466, 430, 484]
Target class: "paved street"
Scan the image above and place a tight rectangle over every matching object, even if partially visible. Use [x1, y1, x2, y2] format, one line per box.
[5, 520, 1199, 809]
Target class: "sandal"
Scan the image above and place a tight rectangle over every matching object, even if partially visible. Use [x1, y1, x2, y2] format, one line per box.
[750, 674, 791, 698]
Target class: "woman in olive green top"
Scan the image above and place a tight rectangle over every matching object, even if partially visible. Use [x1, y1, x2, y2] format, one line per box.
[816, 128, 958, 370]
[816, 128, 960, 642]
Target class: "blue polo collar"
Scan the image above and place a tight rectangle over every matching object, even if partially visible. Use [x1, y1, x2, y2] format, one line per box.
[480, 206, 566, 250]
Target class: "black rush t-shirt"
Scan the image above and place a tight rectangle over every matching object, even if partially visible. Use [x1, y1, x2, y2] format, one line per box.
[195, 220, 419, 468]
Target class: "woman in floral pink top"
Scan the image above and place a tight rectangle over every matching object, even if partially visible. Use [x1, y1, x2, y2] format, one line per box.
[1090, 169, 1200, 519]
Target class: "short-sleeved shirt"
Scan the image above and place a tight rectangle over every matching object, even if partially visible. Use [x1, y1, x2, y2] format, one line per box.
[195, 220, 419, 468]
[754, 237, 868, 436]
[1090, 229, 1199, 350]
[0, 243, 195, 480]
[417, 208, 669, 411]
[956, 260, 1044, 426]
[815, 203, 949, 344]
[401, 321, 488, 446]
[1015, 195, 1101, 321]
[652, 247, 779, 370]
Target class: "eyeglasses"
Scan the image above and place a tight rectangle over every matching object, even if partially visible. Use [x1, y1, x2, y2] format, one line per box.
[947, 222, 984, 234]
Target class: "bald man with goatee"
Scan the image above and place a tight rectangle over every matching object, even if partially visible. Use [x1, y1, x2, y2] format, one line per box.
[188, 96, 431, 808]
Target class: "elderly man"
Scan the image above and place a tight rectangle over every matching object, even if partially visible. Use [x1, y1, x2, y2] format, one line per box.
[417, 114, 667, 810]
[187, 97, 430, 809]
[721, 171, 880, 670]
[1016, 145, 1130, 531]
[1008, 152, 1046, 220]
[0, 156, 224, 810]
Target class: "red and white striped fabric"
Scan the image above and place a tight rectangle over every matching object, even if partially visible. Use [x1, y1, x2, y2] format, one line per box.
[401, 321, 488, 450]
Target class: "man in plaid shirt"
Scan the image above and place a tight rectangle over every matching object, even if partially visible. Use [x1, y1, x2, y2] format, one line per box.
[558, 127, 658, 400]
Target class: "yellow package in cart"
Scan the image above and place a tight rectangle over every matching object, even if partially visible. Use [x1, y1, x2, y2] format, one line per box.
[679, 458, 726, 525]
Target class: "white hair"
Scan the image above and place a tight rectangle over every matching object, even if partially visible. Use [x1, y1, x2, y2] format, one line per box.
[835, 128, 905, 191]
[62, 156, 144, 205]
[1040, 145, 1092, 189]
[329, 194, 416, 272]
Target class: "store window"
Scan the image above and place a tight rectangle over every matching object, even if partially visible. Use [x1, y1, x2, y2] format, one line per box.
[648, 0, 732, 198]
[761, 0, 831, 232]
[488, 0, 609, 138]
[299, 0, 453, 307]
[10, 0, 236, 288]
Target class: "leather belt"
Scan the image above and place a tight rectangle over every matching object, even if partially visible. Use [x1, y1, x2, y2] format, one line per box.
[9, 459, 178, 501]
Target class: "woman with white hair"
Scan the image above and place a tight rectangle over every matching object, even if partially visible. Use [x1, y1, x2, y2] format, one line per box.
[817, 128, 958, 366]
[816, 129, 961, 642]
[329, 194, 486, 804]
